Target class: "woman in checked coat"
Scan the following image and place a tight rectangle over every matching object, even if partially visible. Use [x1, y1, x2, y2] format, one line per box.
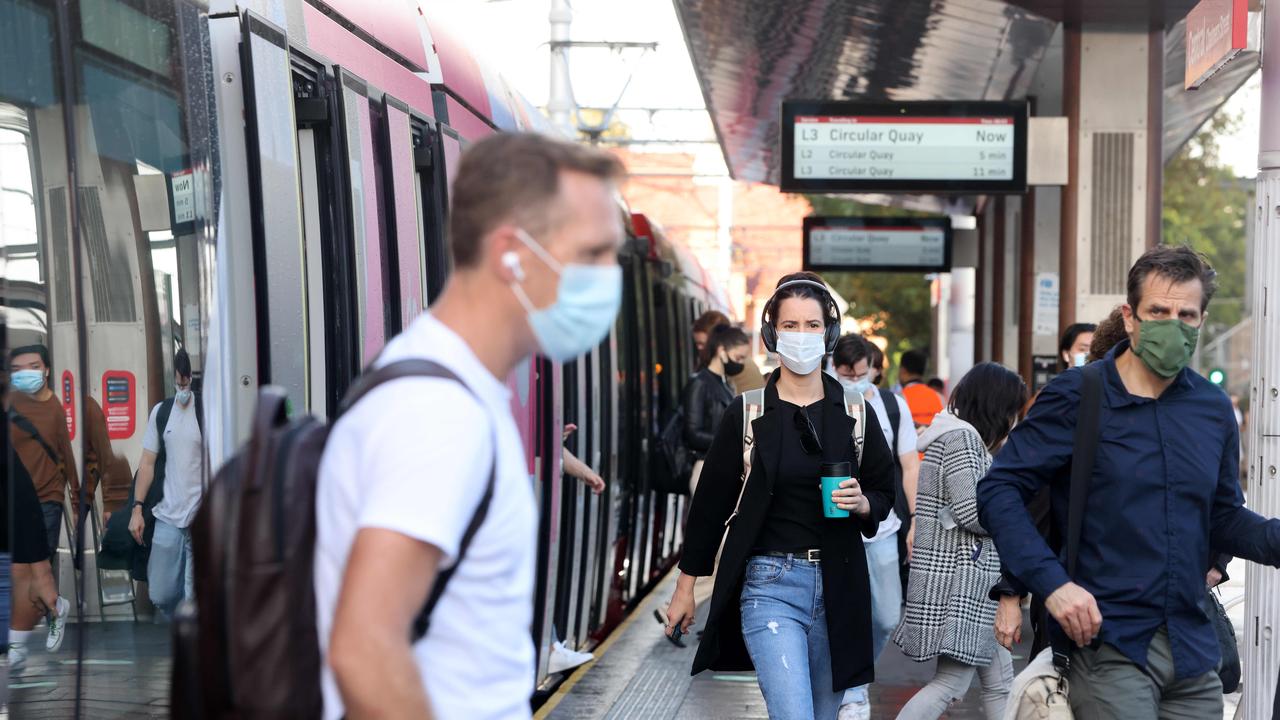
[893, 363, 1028, 720]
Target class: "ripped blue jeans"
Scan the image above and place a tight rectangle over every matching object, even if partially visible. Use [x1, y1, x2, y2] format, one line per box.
[740, 555, 842, 720]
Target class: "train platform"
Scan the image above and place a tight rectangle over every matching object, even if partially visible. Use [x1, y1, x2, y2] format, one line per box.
[0, 564, 1247, 719]
[1, 622, 170, 719]
[539, 565, 1248, 720]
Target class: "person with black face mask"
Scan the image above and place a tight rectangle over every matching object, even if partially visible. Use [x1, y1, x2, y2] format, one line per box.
[683, 324, 750, 497]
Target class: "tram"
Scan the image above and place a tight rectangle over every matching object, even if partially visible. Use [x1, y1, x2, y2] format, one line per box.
[0, 0, 728, 694]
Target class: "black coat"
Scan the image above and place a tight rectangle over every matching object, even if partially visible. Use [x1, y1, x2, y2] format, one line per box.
[679, 370, 897, 691]
[682, 369, 735, 457]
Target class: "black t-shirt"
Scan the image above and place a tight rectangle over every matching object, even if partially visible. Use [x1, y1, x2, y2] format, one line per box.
[754, 400, 825, 553]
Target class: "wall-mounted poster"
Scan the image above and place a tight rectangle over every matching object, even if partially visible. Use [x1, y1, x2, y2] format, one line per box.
[62, 370, 76, 440]
[102, 370, 137, 440]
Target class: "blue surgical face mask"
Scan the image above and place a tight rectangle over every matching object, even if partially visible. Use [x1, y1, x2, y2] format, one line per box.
[11, 369, 45, 395]
[510, 229, 622, 363]
[176, 389, 193, 406]
[838, 375, 873, 397]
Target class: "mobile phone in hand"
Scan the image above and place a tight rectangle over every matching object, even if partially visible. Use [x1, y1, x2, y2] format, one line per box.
[654, 609, 687, 648]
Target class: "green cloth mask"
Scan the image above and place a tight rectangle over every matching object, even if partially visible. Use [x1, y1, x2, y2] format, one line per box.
[1133, 317, 1198, 378]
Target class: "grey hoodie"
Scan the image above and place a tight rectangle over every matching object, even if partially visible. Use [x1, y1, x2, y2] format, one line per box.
[917, 410, 983, 453]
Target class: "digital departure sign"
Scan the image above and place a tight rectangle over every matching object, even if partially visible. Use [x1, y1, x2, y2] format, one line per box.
[803, 217, 952, 273]
[781, 100, 1028, 193]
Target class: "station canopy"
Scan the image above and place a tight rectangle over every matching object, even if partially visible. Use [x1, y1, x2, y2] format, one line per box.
[673, 0, 1258, 207]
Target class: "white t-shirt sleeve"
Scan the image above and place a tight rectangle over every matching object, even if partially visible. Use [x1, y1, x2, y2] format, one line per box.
[894, 395, 918, 456]
[141, 403, 163, 454]
[351, 380, 494, 566]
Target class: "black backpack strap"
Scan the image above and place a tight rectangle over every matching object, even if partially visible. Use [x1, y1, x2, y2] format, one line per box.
[338, 359, 499, 644]
[412, 457, 497, 641]
[879, 387, 901, 461]
[147, 399, 176, 507]
[1053, 364, 1104, 673]
[1066, 365, 1104, 578]
[8, 409, 60, 467]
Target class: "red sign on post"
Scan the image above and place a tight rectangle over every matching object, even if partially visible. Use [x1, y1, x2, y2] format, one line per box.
[1184, 0, 1248, 90]
[102, 370, 137, 440]
[61, 370, 76, 440]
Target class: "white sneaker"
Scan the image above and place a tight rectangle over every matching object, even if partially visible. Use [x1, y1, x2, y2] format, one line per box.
[46, 596, 70, 652]
[548, 640, 594, 674]
[8, 642, 28, 674]
[837, 698, 871, 720]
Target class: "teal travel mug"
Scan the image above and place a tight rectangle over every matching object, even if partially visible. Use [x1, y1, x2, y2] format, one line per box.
[820, 461, 852, 518]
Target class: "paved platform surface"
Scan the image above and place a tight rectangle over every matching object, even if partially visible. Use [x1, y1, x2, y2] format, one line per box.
[542, 566, 1249, 720]
[540, 570, 1036, 719]
[0, 560, 1248, 719]
[2, 621, 170, 719]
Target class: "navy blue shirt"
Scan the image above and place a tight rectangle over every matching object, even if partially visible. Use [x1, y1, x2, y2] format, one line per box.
[977, 339, 1280, 679]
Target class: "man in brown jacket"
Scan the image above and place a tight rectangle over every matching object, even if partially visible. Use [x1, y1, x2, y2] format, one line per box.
[8, 344, 79, 584]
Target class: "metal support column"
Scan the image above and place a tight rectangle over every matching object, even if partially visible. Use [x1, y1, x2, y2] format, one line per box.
[1059, 22, 1081, 335]
[1146, 24, 1164, 249]
[975, 209, 987, 362]
[1244, 1, 1280, 713]
[548, 0, 575, 134]
[993, 197, 1007, 364]
[1018, 192, 1037, 382]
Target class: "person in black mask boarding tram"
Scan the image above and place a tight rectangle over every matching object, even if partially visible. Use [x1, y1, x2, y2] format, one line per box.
[664, 272, 897, 720]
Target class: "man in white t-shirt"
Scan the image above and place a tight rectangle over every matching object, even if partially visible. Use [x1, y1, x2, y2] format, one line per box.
[130, 349, 204, 616]
[314, 133, 625, 720]
[832, 335, 920, 720]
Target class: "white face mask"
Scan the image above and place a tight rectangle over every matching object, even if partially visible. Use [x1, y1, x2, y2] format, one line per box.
[775, 331, 826, 376]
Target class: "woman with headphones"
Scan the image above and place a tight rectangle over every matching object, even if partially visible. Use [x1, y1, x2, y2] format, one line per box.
[664, 271, 898, 720]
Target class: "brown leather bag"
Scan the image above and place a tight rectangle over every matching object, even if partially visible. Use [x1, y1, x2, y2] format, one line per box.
[173, 361, 496, 719]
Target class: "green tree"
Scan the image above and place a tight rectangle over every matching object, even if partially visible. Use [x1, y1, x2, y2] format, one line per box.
[1162, 111, 1250, 338]
[804, 196, 935, 376]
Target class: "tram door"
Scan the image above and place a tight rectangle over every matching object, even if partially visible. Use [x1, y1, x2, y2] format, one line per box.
[3, 0, 218, 711]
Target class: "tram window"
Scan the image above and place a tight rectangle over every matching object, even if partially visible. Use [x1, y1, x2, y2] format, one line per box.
[338, 70, 388, 365]
[2, 0, 216, 714]
[412, 122, 449, 304]
[297, 127, 329, 417]
[243, 15, 308, 411]
[382, 98, 424, 327]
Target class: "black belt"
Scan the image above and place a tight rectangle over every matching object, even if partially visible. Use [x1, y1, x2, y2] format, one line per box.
[759, 549, 820, 563]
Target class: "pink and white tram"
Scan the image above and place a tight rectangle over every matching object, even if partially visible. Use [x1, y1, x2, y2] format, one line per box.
[199, 0, 730, 694]
[0, 0, 725, 700]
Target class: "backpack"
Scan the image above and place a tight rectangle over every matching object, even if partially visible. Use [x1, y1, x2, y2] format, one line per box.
[725, 386, 866, 528]
[654, 406, 693, 495]
[878, 387, 910, 523]
[172, 360, 497, 719]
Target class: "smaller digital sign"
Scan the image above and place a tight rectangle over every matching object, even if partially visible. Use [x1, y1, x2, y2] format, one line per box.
[803, 217, 952, 273]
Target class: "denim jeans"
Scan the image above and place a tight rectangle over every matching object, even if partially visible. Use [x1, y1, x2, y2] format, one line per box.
[740, 555, 843, 720]
[149, 519, 194, 617]
[842, 536, 902, 705]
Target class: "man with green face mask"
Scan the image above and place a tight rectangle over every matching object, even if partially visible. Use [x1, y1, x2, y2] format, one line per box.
[978, 245, 1280, 719]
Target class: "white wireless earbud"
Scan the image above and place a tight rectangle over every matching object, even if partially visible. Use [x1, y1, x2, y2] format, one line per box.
[502, 251, 525, 281]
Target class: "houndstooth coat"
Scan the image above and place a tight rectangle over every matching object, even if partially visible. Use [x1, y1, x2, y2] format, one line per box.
[893, 413, 1004, 666]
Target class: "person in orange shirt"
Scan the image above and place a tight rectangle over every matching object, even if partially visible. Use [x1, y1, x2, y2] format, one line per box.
[898, 349, 943, 429]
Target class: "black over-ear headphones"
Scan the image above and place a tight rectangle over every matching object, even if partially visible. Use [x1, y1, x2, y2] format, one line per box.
[760, 279, 841, 353]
